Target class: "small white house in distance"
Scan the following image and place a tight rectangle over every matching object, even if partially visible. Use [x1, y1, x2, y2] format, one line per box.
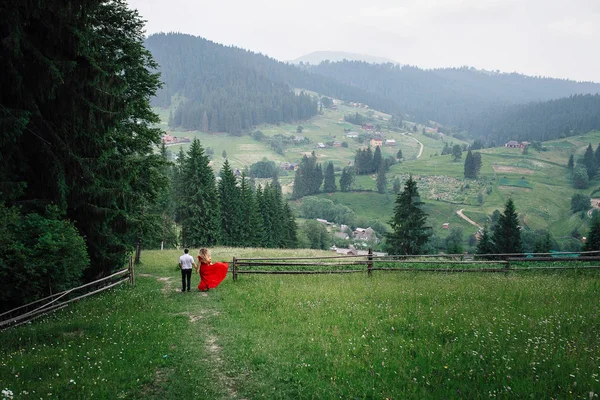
[346, 132, 359, 138]
[317, 142, 326, 148]
[385, 139, 396, 146]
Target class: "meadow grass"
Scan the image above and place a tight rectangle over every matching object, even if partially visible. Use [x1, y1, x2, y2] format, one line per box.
[2, 248, 599, 399]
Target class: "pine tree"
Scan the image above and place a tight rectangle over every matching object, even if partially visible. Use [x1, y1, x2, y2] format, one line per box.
[258, 183, 284, 247]
[339, 167, 354, 192]
[396, 149, 403, 161]
[568, 154, 574, 169]
[584, 143, 596, 178]
[376, 166, 387, 194]
[292, 152, 321, 198]
[323, 162, 337, 193]
[584, 214, 600, 251]
[472, 152, 482, 177]
[281, 202, 299, 248]
[365, 147, 374, 173]
[313, 163, 323, 193]
[492, 199, 523, 254]
[373, 146, 383, 172]
[464, 150, 474, 178]
[475, 227, 495, 255]
[179, 139, 221, 247]
[387, 175, 432, 255]
[239, 175, 263, 247]
[218, 159, 242, 246]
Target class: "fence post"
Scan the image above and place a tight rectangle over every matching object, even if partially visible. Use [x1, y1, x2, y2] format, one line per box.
[367, 248, 373, 277]
[233, 257, 238, 281]
[505, 257, 510, 274]
[129, 255, 135, 285]
[135, 239, 141, 265]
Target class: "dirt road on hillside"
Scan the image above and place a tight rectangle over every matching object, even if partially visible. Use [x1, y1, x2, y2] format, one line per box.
[411, 136, 424, 159]
[456, 209, 483, 229]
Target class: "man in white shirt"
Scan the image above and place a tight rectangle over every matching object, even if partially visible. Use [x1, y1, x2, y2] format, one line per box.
[179, 248, 197, 292]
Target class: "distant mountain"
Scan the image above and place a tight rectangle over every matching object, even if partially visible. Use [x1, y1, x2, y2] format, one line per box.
[465, 94, 600, 144]
[146, 34, 600, 142]
[290, 51, 399, 65]
[145, 33, 404, 133]
[307, 61, 600, 137]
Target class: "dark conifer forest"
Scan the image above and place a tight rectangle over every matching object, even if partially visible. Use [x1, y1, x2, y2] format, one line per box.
[144, 33, 404, 132]
[308, 61, 600, 132]
[463, 94, 600, 143]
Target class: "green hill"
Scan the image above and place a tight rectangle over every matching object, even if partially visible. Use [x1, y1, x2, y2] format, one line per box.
[157, 91, 600, 252]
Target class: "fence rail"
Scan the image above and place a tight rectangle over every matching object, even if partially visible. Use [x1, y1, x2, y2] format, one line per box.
[231, 250, 600, 280]
[0, 257, 135, 330]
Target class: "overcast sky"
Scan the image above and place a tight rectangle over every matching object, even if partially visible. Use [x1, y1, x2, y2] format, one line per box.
[127, 0, 600, 83]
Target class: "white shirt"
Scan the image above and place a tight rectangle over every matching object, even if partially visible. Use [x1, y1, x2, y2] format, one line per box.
[179, 254, 195, 270]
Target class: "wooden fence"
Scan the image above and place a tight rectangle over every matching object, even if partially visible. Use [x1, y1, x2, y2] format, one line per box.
[231, 250, 600, 280]
[0, 257, 135, 330]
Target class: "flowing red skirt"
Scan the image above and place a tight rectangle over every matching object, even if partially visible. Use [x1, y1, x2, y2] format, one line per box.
[197, 262, 228, 291]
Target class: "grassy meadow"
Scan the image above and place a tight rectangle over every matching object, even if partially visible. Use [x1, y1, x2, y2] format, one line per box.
[2, 248, 600, 399]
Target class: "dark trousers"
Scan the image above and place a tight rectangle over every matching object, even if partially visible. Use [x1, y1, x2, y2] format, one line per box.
[181, 268, 192, 291]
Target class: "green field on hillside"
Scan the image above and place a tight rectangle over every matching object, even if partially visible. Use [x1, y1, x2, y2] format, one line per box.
[2, 249, 599, 399]
[154, 98, 600, 249]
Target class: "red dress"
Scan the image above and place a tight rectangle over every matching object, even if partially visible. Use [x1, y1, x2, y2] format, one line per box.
[197, 258, 228, 291]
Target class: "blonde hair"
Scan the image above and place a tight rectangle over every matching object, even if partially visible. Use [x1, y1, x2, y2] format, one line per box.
[198, 248, 212, 264]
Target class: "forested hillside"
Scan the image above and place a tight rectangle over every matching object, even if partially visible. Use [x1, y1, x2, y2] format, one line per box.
[308, 61, 600, 131]
[145, 33, 404, 133]
[465, 94, 600, 143]
[146, 33, 317, 134]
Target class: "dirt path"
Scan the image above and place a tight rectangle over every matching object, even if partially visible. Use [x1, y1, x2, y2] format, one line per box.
[138, 272, 239, 398]
[456, 209, 483, 229]
[410, 136, 424, 159]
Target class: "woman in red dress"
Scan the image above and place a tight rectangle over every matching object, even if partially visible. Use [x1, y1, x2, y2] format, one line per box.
[197, 248, 228, 291]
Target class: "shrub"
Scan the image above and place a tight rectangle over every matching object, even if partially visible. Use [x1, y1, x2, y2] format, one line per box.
[0, 205, 89, 311]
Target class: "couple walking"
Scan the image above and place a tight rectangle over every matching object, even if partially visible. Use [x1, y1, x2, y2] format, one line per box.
[179, 248, 228, 292]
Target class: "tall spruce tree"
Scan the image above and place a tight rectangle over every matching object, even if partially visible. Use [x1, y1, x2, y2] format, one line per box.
[475, 227, 495, 255]
[218, 159, 242, 246]
[584, 214, 600, 251]
[238, 175, 264, 247]
[373, 146, 383, 172]
[339, 167, 354, 192]
[179, 139, 221, 247]
[568, 154, 575, 169]
[387, 175, 432, 255]
[323, 162, 337, 193]
[281, 202, 299, 248]
[584, 143, 596, 178]
[292, 152, 322, 198]
[492, 199, 523, 254]
[464, 150, 474, 178]
[464, 150, 482, 179]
